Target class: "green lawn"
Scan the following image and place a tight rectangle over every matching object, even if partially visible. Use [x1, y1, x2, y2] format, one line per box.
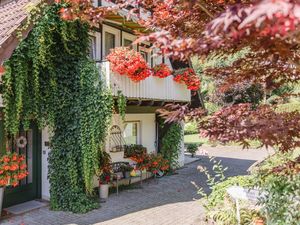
[184, 134, 208, 144]
[184, 134, 261, 148]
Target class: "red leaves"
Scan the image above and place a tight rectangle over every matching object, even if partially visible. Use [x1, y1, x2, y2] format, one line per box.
[199, 103, 300, 152]
[157, 103, 207, 123]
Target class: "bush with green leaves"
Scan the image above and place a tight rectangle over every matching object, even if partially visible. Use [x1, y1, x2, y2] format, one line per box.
[253, 152, 300, 225]
[186, 143, 199, 157]
[184, 122, 198, 135]
[161, 122, 183, 169]
[195, 156, 258, 225]
[3, 4, 113, 212]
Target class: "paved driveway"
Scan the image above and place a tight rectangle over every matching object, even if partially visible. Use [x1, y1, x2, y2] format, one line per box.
[1, 147, 268, 225]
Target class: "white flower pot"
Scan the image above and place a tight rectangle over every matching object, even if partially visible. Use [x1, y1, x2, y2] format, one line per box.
[0, 187, 4, 217]
[99, 184, 109, 199]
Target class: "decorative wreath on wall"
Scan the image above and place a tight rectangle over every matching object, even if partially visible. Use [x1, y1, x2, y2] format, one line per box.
[16, 136, 27, 148]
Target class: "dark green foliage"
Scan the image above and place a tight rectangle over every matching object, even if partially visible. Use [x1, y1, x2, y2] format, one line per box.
[161, 123, 182, 169]
[186, 143, 199, 156]
[3, 4, 113, 213]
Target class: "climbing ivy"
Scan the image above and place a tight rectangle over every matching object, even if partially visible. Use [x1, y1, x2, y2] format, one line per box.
[161, 122, 183, 169]
[117, 90, 126, 121]
[3, 4, 113, 213]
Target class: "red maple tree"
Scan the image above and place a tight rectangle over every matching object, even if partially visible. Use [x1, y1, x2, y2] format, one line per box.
[57, 0, 300, 172]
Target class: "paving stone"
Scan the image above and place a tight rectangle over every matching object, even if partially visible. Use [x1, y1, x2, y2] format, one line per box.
[0, 147, 267, 225]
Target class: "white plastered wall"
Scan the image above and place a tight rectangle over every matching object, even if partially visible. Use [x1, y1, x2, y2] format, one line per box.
[107, 113, 156, 163]
[41, 113, 184, 198]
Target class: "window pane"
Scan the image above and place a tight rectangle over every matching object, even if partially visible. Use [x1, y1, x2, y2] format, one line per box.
[140, 51, 148, 62]
[105, 32, 115, 57]
[124, 39, 133, 47]
[89, 36, 96, 60]
[123, 122, 138, 145]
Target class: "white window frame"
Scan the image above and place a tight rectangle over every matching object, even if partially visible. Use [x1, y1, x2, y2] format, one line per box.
[139, 42, 152, 66]
[122, 32, 137, 50]
[89, 31, 101, 61]
[123, 121, 141, 145]
[102, 25, 121, 59]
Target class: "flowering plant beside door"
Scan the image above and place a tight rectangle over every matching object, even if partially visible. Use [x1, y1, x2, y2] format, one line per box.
[0, 151, 28, 187]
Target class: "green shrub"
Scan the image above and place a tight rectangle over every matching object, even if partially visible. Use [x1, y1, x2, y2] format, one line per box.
[186, 143, 200, 157]
[184, 122, 198, 135]
[254, 152, 300, 225]
[206, 175, 255, 209]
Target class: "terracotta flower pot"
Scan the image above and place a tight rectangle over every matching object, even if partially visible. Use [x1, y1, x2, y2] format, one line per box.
[253, 218, 265, 225]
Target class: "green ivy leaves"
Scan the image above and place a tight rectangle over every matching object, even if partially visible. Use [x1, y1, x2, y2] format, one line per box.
[161, 122, 183, 169]
[3, 4, 113, 213]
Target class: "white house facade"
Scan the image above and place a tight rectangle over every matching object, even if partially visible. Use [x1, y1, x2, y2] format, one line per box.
[0, 0, 191, 206]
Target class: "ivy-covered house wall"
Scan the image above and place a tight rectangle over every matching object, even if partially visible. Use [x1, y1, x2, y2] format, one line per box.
[2, 4, 113, 213]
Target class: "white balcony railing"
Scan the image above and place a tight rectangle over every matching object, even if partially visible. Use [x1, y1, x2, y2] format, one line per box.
[98, 61, 191, 102]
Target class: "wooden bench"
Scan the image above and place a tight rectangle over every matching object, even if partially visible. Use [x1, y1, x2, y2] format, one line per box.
[111, 161, 143, 195]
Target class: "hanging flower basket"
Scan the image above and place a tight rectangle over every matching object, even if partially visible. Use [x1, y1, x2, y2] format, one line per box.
[106, 47, 151, 82]
[173, 68, 201, 91]
[152, 63, 172, 78]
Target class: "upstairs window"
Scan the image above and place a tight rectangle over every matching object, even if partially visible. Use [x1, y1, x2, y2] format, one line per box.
[104, 32, 115, 57]
[102, 25, 120, 59]
[89, 36, 97, 60]
[123, 39, 133, 47]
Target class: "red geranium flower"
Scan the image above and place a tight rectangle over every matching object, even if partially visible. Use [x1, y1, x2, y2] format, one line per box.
[152, 63, 172, 78]
[107, 47, 151, 82]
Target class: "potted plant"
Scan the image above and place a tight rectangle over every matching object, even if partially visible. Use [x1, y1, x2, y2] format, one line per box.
[253, 217, 265, 225]
[97, 151, 112, 200]
[0, 151, 28, 215]
[186, 143, 199, 157]
[120, 164, 133, 178]
[148, 153, 169, 175]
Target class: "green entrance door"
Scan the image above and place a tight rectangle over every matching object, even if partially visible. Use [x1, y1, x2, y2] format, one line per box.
[0, 121, 41, 207]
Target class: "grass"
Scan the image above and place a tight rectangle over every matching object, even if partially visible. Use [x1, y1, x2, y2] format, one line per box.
[184, 134, 262, 148]
[184, 134, 208, 144]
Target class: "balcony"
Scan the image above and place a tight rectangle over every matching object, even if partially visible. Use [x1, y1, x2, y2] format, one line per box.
[98, 61, 191, 102]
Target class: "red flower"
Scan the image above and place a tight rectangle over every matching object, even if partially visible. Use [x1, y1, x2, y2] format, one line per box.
[0, 152, 28, 187]
[152, 63, 172, 78]
[107, 47, 151, 82]
[173, 68, 200, 91]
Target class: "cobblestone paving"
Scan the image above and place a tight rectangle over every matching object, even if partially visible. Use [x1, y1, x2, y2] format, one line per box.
[1, 147, 266, 225]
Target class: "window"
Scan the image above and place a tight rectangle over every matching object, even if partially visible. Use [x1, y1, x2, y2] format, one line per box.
[122, 32, 137, 50]
[139, 44, 151, 66]
[123, 39, 133, 47]
[102, 25, 120, 59]
[123, 122, 140, 145]
[89, 36, 97, 60]
[104, 32, 115, 57]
